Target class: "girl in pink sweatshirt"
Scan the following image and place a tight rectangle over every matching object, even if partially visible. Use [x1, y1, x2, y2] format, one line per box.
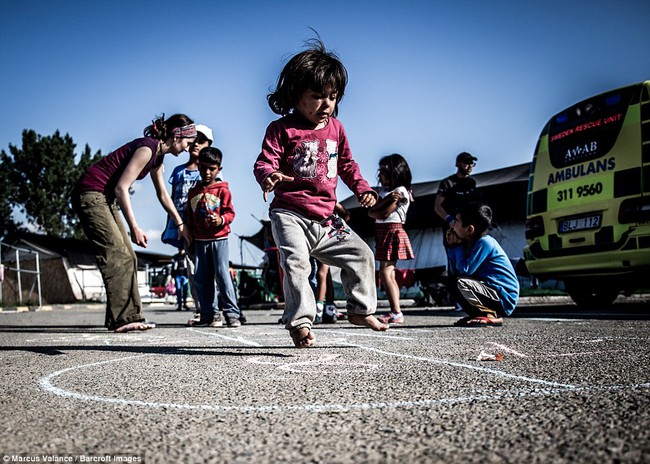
[253, 38, 388, 347]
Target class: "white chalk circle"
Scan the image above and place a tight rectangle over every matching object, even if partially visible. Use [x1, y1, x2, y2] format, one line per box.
[37, 354, 392, 413]
[35, 353, 505, 413]
[38, 353, 650, 414]
[247, 353, 379, 373]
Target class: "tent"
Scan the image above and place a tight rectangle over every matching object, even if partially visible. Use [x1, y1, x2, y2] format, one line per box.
[1, 231, 173, 305]
[240, 220, 274, 252]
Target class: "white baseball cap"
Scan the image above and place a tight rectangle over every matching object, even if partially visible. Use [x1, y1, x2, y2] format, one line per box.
[195, 124, 214, 143]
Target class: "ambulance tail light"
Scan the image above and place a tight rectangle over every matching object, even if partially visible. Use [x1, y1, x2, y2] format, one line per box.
[525, 216, 545, 239]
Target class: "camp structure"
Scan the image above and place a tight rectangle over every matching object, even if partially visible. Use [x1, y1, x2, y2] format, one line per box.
[0, 231, 172, 306]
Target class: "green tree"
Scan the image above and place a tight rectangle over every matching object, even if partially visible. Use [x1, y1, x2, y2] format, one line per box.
[1, 130, 102, 239]
[0, 154, 18, 236]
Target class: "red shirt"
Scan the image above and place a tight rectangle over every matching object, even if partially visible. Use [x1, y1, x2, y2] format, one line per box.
[186, 181, 235, 240]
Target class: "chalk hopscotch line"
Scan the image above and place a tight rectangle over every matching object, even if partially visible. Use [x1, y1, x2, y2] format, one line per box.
[186, 327, 262, 346]
[35, 326, 644, 410]
[37, 354, 650, 413]
[38, 340, 650, 414]
[326, 330, 412, 340]
[485, 341, 627, 358]
[345, 343, 577, 388]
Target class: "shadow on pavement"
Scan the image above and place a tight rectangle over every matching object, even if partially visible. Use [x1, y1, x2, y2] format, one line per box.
[0, 345, 306, 356]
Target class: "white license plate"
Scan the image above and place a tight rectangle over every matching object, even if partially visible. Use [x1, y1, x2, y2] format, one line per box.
[558, 214, 601, 233]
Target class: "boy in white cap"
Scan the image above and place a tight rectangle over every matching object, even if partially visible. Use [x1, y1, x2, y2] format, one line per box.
[162, 124, 214, 249]
[162, 125, 213, 319]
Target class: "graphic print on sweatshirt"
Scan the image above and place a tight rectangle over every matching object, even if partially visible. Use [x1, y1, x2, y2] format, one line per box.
[292, 139, 338, 180]
[190, 192, 222, 227]
[326, 139, 338, 179]
[293, 140, 319, 178]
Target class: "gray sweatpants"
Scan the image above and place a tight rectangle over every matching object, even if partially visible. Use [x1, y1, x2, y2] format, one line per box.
[270, 209, 377, 334]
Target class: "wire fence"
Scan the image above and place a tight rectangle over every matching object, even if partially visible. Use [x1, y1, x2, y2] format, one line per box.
[0, 241, 42, 307]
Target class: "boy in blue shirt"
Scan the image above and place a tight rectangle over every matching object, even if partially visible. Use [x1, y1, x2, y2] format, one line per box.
[162, 124, 214, 249]
[445, 202, 519, 327]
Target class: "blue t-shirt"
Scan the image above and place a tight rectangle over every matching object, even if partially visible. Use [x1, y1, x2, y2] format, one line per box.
[447, 235, 520, 314]
[161, 165, 202, 248]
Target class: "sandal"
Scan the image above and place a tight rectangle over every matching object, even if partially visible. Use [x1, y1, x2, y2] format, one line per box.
[377, 312, 404, 324]
[454, 316, 503, 327]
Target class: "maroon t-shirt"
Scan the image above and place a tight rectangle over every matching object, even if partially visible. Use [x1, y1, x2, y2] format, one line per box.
[76, 137, 162, 196]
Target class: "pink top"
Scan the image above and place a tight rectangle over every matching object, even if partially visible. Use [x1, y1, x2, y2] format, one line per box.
[76, 137, 161, 196]
[253, 115, 374, 221]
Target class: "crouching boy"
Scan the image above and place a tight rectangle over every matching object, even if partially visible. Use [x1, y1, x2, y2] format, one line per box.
[445, 202, 519, 327]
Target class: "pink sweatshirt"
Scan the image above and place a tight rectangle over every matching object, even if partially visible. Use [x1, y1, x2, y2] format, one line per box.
[253, 115, 374, 221]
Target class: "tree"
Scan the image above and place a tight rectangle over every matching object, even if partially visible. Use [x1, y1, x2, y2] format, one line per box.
[0, 154, 18, 237]
[0, 130, 102, 239]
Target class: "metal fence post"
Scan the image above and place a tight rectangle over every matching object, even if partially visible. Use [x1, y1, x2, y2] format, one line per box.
[16, 248, 22, 305]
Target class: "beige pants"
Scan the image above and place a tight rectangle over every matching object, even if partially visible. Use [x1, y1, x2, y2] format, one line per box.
[75, 191, 144, 330]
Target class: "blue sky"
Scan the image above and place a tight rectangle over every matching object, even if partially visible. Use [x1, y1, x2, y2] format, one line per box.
[1, 0, 648, 266]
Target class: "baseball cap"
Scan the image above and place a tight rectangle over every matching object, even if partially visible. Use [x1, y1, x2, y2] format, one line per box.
[195, 124, 214, 143]
[456, 152, 477, 163]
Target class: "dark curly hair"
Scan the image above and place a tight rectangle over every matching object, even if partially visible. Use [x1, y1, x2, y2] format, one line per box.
[267, 37, 348, 117]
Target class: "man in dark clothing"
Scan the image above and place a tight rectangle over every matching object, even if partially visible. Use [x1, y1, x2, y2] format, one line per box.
[238, 271, 264, 307]
[435, 152, 480, 237]
[434, 152, 482, 308]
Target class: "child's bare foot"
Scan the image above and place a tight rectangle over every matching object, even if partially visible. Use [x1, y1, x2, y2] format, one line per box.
[291, 327, 315, 348]
[348, 314, 388, 331]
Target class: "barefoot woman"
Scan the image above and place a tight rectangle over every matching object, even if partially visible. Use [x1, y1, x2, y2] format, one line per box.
[73, 114, 195, 332]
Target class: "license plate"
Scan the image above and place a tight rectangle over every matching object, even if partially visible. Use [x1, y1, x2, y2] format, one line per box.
[558, 214, 601, 233]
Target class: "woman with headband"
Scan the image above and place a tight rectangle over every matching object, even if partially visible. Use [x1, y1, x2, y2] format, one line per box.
[73, 114, 196, 332]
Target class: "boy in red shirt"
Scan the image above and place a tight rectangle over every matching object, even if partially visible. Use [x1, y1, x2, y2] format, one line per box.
[186, 147, 242, 327]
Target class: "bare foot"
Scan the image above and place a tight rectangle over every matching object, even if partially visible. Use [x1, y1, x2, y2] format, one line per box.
[114, 322, 156, 333]
[348, 314, 388, 331]
[291, 327, 315, 348]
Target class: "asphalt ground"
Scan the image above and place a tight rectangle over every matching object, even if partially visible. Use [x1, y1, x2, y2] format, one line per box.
[1, 298, 649, 464]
